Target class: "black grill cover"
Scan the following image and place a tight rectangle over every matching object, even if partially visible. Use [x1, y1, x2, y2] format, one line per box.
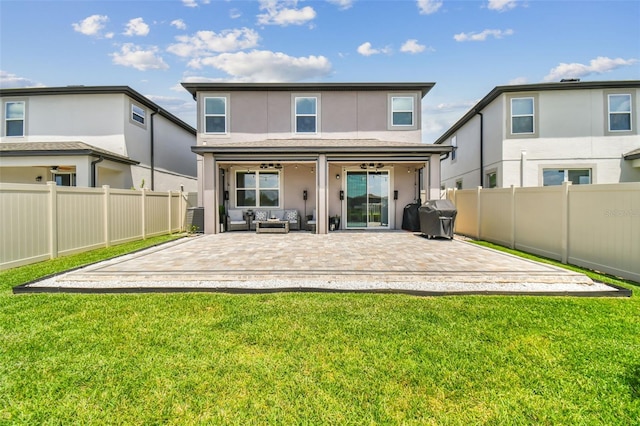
[402, 203, 421, 231]
[418, 200, 457, 239]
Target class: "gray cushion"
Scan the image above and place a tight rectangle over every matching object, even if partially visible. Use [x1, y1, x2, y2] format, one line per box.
[254, 210, 268, 221]
[284, 210, 298, 221]
[228, 209, 244, 221]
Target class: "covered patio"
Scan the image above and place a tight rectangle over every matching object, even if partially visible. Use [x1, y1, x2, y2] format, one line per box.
[193, 139, 451, 234]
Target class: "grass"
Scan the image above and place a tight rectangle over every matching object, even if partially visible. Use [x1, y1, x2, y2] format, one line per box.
[1, 237, 639, 424]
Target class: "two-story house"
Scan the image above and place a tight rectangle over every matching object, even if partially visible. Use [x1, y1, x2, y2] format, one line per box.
[436, 80, 640, 189]
[0, 86, 197, 191]
[182, 82, 451, 234]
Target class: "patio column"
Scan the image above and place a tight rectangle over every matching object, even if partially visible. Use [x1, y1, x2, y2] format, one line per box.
[202, 154, 218, 234]
[317, 154, 328, 234]
[427, 154, 441, 200]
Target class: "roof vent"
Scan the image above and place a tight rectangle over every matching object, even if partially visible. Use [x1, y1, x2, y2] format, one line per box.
[560, 78, 580, 83]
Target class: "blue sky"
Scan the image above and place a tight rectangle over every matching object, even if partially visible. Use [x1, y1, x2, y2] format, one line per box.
[1, 0, 639, 142]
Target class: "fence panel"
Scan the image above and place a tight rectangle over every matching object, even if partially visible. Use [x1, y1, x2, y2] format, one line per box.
[56, 187, 105, 256]
[145, 191, 170, 237]
[109, 189, 143, 245]
[514, 186, 565, 261]
[0, 184, 51, 269]
[0, 184, 194, 270]
[479, 188, 513, 248]
[451, 189, 479, 238]
[568, 183, 640, 282]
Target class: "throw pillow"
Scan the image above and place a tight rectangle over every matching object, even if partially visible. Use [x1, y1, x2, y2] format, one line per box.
[255, 210, 267, 221]
[285, 210, 298, 221]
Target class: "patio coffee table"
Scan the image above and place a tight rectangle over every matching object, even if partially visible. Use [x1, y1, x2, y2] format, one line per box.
[255, 220, 289, 234]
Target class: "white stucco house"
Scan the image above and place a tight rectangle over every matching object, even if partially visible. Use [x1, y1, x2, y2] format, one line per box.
[181, 82, 451, 234]
[0, 86, 197, 191]
[436, 80, 640, 189]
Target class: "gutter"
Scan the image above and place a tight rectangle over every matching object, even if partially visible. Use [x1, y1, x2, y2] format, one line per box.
[150, 110, 158, 190]
[478, 111, 484, 186]
[90, 156, 104, 187]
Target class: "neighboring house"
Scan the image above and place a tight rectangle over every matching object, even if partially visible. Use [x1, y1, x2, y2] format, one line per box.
[435, 80, 640, 189]
[0, 86, 197, 191]
[181, 82, 451, 234]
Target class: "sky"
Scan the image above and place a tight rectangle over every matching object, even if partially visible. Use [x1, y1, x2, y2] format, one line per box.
[1, 0, 639, 142]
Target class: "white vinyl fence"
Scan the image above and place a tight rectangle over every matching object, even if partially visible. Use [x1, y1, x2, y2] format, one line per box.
[0, 182, 197, 270]
[447, 182, 640, 283]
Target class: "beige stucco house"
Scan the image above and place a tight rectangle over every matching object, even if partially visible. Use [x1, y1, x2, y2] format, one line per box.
[436, 80, 640, 189]
[0, 86, 197, 191]
[182, 82, 451, 234]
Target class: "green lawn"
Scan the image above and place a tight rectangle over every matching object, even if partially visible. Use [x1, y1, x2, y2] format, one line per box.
[1, 238, 639, 424]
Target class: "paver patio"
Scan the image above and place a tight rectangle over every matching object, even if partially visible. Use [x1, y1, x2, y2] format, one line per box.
[22, 232, 626, 296]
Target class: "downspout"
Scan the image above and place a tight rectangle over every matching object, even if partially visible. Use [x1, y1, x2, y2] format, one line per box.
[150, 109, 158, 190]
[477, 111, 484, 187]
[90, 156, 104, 187]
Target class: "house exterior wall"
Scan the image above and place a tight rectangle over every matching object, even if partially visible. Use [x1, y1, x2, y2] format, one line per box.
[440, 84, 640, 189]
[1, 90, 197, 191]
[196, 89, 423, 143]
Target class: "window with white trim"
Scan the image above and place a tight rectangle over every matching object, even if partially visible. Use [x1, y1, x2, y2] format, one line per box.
[295, 97, 317, 133]
[204, 96, 227, 134]
[608, 94, 632, 132]
[391, 96, 414, 126]
[131, 104, 145, 125]
[236, 170, 280, 208]
[511, 97, 534, 134]
[543, 169, 591, 186]
[4, 101, 25, 137]
[486, 171, 497, 188]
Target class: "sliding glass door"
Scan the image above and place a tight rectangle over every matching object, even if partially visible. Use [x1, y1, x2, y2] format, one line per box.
[346, 171, 389, 229]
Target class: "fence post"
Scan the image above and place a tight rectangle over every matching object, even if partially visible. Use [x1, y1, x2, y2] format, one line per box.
[561, 181, 571, 264]
[141, 188, 147, 240]
[103, 185, 111, 248]
[510, 185, 516, 249]
[476, 186, 482, 240]
[179, 190, 185, 232]
[168, 191, 173, 234]
[47, 181, 58, 259]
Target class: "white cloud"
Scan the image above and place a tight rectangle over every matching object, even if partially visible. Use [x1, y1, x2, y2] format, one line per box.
[182, 0, 210, 7]
[188, 50, 332, 82]
[167, 28, 260, 58]
[401, 39, 427, 54]
[508, 76, 529, 85]
[230, 9, 242, 19]
[357, 42, 392, 56]
[0, 70, 45, 88]
[171, 19, 187, 30]
[544, 56, 638, 82]
[257, 0, 316, 26]
[123, 17, 150, 37]
[72, 14, 112, 38]
[417, 0, 443, 15]
[487, 0, 518, 12]
[454, 28, 514, 42]
[327, 0, 354, 10]
[111, 44, 169, 71]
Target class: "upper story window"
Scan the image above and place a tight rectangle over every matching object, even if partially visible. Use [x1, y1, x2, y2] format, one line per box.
[236, 170, 280, 208]
[205, 96, 227, 134]
[391, 96, 414, 126]
[450, 135, 457, 161]
[511, 97, 534, 134]
[131, 104, 146, 125]
[295, 97, 317, 134]
[4, 101, 25, 137]
[608, 94, 632, 132]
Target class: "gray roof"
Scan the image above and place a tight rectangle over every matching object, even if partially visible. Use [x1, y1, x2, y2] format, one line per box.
[624, 147, 640, 160]
[0, 141, 139, 165]
[0, 86, 195, 135]
[434, 80, 640, 145]
[182, 82, 435, 99]
[192, 139, 451, 158]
